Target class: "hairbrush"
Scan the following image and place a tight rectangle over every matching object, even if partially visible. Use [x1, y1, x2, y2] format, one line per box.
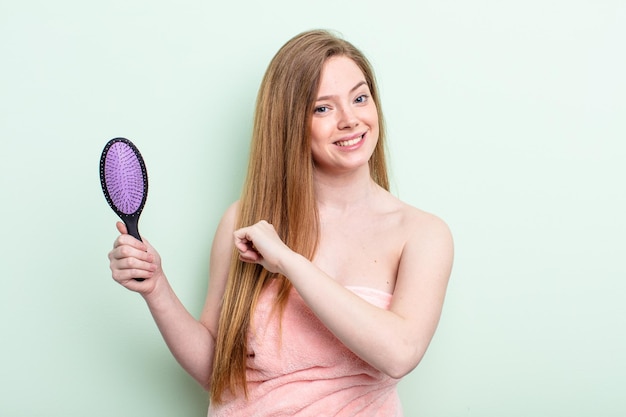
[99, 137, 149, 262]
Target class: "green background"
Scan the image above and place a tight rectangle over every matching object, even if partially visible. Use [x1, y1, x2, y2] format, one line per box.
[1, 0, 625, 415]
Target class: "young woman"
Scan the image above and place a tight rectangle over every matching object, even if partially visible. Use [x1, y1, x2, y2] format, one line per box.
[108, 29, 453, 416]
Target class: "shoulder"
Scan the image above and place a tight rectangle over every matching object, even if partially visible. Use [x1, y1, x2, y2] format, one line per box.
[378, 190, 453, 259]
[396, 201, 454, 277]
[385, 197, 454, 308]
[210, 200, 241, 273]
[222, 200, 241, 224]
[404, 204, 452, 245]
[210, 200, 241, 255]
[377, 186, 451, 234]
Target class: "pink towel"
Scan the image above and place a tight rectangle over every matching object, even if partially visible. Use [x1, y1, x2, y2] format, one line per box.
[208, 281, 403, 417]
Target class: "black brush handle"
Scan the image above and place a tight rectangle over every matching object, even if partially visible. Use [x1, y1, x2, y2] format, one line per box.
[124, 216, 141, 242]
[122, 215, 145, 282]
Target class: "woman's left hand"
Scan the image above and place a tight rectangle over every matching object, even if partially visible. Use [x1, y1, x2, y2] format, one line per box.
[233, 220, 293, 274]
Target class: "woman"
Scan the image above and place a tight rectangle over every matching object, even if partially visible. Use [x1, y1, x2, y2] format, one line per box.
[109, 29, 453, 416]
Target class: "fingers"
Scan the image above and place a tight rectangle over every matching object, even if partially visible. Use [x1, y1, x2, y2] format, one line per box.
[233, 224, 265, 259]
[109, 225, 158, 287]
[238, 247, 262, 263]
[113, 230, 148, 252]
[233, 230, 254, 253]
[234, 238, 261, 263]
[109, 242, 153, 265]
[233, 221, 291, 274]
[116, 221, 127, 235]
[109, 244, 156, 281]
[114, 221, 148, 249]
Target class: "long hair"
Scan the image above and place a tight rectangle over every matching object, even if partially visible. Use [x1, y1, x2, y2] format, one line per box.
[210, 29, 389, 403]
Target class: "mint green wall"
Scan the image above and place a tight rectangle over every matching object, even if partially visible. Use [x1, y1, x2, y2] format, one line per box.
[1, 1, 624, 416]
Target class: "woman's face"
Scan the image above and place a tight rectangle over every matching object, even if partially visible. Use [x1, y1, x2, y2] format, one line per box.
[309, 56, 379, 176]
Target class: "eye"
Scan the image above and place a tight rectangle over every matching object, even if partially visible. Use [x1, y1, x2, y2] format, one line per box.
[355, 94, 369, 104]
[314, 106, 329, 114]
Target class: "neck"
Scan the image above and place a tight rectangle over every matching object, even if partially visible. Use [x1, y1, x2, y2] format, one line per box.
[313, 164, 376, 212]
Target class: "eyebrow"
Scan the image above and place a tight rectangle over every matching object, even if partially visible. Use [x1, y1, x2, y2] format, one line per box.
[315, 80, 368, 102]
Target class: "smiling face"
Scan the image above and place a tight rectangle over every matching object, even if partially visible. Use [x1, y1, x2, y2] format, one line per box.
[310, 56, 380, 176]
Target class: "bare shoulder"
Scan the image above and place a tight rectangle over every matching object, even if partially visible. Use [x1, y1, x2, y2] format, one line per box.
[221, 200, 240, 226]
[209, 201, 240, 253]
[212, 200, 240, 265]
[378, 191, 454, 266]
[379, 189, 452, 243]
[383, 193, 453, 314]
[393, 197, 454, 278]
[402, 202, 452, 248]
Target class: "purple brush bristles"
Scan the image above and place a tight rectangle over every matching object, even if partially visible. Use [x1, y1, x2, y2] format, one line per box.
[104, 142, 145, 215]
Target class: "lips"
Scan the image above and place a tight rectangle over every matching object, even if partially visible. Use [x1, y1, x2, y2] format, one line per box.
[334, 133, 365, 147]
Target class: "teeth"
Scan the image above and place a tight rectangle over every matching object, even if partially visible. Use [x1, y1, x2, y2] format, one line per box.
[336, 135, 363, 147]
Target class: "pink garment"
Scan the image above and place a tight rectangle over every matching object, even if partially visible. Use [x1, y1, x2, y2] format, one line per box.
[208, 280, 402, 417]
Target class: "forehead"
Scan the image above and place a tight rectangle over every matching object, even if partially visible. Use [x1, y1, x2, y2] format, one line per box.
[317, 56, 367, 94]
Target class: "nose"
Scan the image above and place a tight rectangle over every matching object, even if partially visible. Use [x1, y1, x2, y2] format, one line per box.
[337, 106, 359, 129]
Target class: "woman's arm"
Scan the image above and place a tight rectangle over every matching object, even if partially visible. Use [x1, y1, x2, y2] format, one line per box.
[108, 203, 237, 389]
[234, 213, 453, 378]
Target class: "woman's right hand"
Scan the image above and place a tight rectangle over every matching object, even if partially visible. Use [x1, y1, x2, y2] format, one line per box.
[108, 221, 163, 295]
